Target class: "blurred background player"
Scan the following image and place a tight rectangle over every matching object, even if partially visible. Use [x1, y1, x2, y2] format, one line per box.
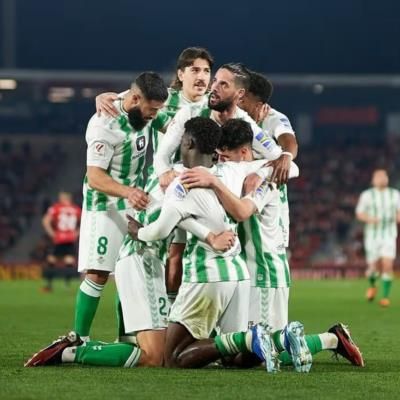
[41, 191, 81, 292]
[356, 169, 400, 307]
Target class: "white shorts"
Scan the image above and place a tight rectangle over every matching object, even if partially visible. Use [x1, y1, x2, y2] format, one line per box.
[115, 252, 169, 333]
[78, 207, 134, 272]
[248, 286, 289, 331]
[364, 237, 397, 263]
[169, 280, 250, 340]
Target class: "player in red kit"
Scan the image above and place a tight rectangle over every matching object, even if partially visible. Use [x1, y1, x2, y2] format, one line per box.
[41, 191, 81, 292]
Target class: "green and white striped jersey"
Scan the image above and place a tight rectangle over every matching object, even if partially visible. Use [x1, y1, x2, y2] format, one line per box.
[259, 107, 295, 248]
[151, 88, 208, 154]
[154, 104, 282, 177]
[163, 161, 270, 283]
[356, 187, 400, 240]
[118, 164, 185, 263]
[83, 100, 168, 211]
[239, 181, 290, 288]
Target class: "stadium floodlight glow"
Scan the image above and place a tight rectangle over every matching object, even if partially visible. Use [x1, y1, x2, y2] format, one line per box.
[0, 79, 17, 90]
[48, 87, 75, 103]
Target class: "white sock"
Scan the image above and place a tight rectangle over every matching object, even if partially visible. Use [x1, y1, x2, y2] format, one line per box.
[318, 333, 338, 350]
[61, 346, 77, 363]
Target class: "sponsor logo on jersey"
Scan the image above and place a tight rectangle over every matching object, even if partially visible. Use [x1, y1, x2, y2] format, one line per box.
[255, 131, 272, 149]
[136, 136, 146, 152]
[94, 141, 106, 157]
[174, 182, 188, 200]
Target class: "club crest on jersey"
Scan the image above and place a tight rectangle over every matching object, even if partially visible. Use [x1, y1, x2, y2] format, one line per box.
[174, 181, 188, 200]
[136, 136, 146, 152]
[94, 141, 106, 157]
[255, 131, 272, 149]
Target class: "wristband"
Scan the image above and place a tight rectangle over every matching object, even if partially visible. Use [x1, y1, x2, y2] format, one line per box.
[281, 151, 293, 160]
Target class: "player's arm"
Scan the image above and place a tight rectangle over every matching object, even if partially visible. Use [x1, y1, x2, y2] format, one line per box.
[242, 160, 299, 195]
[86, 120, 149, 209]
[154, 107, 193, 189]
[42, 210, 55, 239]
[86, 166, 148, 210]
[180, 168, 257, 222]
[150, 111, 172, 134]
[355, 192, 378, 224]
[178, 218, 235, 252]
[95, 90, 129, 117]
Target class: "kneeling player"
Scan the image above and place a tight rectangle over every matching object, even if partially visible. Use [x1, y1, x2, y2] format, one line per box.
[181, 119, 364, 369]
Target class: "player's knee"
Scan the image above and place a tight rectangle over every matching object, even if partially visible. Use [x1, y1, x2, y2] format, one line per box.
[86, 270, 109, 285]
[163, 348, 180, 368]
[143, 351, 164, 367]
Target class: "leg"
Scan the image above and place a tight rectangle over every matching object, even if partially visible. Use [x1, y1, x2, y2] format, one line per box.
[365, 260, 379, 301]
[165, 242, 185, 304]
[380, 257, 394, 306]
[74, 269, 109, 339]
[42, 255, 57, 291]
[164, 322, 196, 367]
[63, 254, 76, 287]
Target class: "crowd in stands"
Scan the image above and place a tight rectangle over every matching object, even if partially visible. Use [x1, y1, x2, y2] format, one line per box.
[0, 140, 66, 257]
[289, 135, 400, 269]
[2, 135, 400, 271]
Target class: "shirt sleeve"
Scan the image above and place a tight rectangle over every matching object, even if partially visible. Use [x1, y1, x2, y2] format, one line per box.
[178, 218, 210, 241]
[138, 205, 183, 242]
[153, 106, 191, 176]
[356, 191, 370, 214]
[266, 110, 295, 139]
[241, 112, 282, 161]
[244, 182, 276, 212]
[85, 116, 116, 170]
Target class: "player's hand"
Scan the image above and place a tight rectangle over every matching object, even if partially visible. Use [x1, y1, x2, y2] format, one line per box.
[243, 173, 263, 195]
[127, 188, 149, 210]
[266, 153, 292, 186]
[206, 231, 236, 252]
[96, 92, 120, 118]
[368, 217, 380, 224]
[126, 215, 143, 240]
[159, 170, 178, 192]
[180, 167, 217, 189]
[256, 103, 270, 124]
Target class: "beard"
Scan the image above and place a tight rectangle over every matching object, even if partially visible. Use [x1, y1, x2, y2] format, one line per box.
[208, 94, 234, 112]
[128, 107, 148, 131]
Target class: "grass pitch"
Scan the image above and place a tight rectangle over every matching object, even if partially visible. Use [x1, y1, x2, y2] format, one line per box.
[0, 279, 398, 400]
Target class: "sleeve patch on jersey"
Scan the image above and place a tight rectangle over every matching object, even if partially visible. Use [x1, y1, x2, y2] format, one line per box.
[279, 118, 292, 128]
[255, 131, 273, 149]
[94, 141, 106, 157]
[173, 182, 188, 200]
[255, 182, 270, 200]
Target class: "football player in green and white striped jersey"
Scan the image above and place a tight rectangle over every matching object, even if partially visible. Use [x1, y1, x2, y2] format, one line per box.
[128, 117, 283, 372]
[95, 47, 214, 303]
[181, 119, 364, 370]
[74, 72, 169, 342]
[356, 169, 400, 307]
[239, 70, 298, 248]
[154, 63, 282, 190]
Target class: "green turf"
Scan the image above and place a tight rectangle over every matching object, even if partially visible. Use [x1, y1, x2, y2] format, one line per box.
[0, 279, 398, 400]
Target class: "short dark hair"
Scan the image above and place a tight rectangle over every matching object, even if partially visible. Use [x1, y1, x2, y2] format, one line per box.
[219, 63, 250, 90]
[217, 119, 253, 150]
[248, 71, 273, 103]
[170, 47, 214, 90]
[134, 72, 168, 102]
[184, 117, 221, 155]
